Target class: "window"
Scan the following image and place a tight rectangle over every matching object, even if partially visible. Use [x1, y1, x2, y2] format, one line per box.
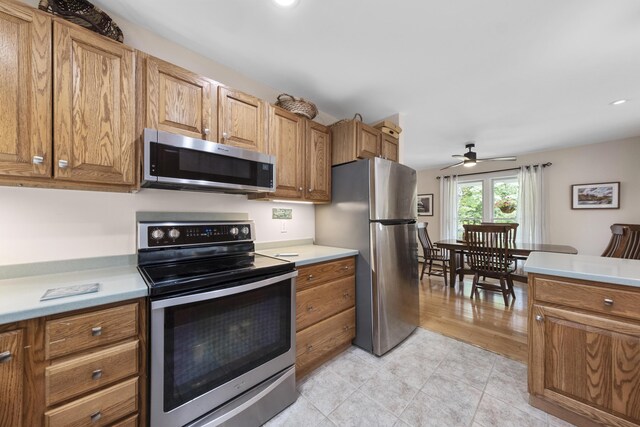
[456, 173, 519, 238]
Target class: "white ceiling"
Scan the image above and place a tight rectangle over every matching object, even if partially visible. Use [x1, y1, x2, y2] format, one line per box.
[95, 0, 640, 171]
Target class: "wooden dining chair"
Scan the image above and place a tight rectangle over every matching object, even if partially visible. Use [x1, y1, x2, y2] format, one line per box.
[601, 224, 630, 257]
[417, 222, 449, 286]
[463, 224, 516, 306]
[616, 224, 640, 260]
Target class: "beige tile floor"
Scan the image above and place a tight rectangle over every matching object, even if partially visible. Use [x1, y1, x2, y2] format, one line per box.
[265, 327, 575, 427]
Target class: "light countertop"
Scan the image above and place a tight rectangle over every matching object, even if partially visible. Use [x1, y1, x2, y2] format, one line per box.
[0, 262, 148, 324]
[257, 244, 358, 266]
[524, 252, 640, 288]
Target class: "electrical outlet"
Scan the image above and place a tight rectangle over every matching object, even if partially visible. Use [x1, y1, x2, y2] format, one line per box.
[280, 221, 287, 233]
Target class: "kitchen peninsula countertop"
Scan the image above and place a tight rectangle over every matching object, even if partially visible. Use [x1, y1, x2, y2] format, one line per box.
[0, 256, 148, 324]
[524, 252, 640, 287]
[256, 242, 358, 266]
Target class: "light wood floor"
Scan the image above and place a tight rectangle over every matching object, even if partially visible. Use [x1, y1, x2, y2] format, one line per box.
[419, 269, 528, 363]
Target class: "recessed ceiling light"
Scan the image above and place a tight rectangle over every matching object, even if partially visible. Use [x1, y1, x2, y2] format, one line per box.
[272, 0, 299, 7]
[610, 99, 629, 106]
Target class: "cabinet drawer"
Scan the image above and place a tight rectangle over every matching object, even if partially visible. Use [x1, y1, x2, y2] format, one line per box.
[297, 276, 355, 331]
[112, 414, 137, 427]
[44, 377, 138, 427]
[46, 340, 139, 406]
[296, 307, 355, 373]
[534, 276, 640, 321]
[297, 257, 355, 292]
[46, 303, 138, 359]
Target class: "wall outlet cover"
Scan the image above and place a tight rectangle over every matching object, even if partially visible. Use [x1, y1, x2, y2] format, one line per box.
[272, 208, 292, 220]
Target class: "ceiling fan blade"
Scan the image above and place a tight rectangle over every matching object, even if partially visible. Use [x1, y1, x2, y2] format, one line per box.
[476, 156, 517, 162]
[440, 161, 464, 170]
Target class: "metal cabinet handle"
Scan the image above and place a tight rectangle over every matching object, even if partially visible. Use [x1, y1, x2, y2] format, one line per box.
[343, 291, 350, 298]
[341, 266, 350, 271]
[91, 369, 103, 380]
[0, 351, 12, 363]
[535, 315, 544, 322]
[222, 132, 229, 140]
[91, 326, 102, 336]
[306, 305, 313, 312]
[58, 159, 68, 169]
[343, 325, 350, 331]
[306, 344, 313, 352]
[308, 188, 312, 192]
[604, 298, 614, 306]
[32, 155, 44, 165]
[90, 411, 102, 423]
[299, 187, 303, 191]
[204, 128, 210, 135]
[307, 274, 314, 281]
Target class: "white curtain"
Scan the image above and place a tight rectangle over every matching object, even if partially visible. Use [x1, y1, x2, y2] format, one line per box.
[439, 175, 458, 240]
[517, 165, 547, 243]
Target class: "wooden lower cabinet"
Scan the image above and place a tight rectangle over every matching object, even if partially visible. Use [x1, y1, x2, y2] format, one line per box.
[0, 329, 24, 427]
[529, 274, 640, 427]
[0, 298, 146, 427]
[295, 257, 356, 378]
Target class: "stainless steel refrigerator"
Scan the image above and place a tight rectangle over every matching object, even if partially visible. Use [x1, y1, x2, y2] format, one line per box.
[315, 158, 419, 356]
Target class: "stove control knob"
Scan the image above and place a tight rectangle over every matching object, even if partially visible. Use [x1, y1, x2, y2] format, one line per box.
[241, 226, 250, 235]
[229, 227, 239, 236]
[151, 229, 165, 240]
[168, 228, 180, 240]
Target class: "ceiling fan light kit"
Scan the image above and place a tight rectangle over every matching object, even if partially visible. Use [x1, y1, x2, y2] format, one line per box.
[441, 142, 517, 170]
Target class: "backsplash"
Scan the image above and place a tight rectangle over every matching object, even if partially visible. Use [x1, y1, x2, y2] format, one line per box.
[0, 186, 314, 266]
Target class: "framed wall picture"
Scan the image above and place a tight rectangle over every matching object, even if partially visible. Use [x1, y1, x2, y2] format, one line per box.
[571, 182, 620, 209]
[418, 193, 434, 216]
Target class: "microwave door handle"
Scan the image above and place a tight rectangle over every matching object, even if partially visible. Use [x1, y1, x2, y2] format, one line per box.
[151, 270, 298, 310]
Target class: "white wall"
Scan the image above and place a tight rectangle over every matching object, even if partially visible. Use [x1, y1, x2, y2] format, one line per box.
[417, 137, 640, 255]
[1, 1, 325, 266]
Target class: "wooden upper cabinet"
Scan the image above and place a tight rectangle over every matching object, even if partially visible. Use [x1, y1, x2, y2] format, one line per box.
[218, 86, 266, 152]
[331, 120, 381, 166]
[380, 133, 399, 162]
[268, 106, 303, 198]
[356, 122, 380, 159]
[0, 329, 24, 427]
[0, 3, 51, 178]
[144, 56, 214, 140]
[53, 20, 135, 185]
[305, 121, 331, 202]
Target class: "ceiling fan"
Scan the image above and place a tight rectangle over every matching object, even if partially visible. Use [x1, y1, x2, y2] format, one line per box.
[441, 142, 517, 170]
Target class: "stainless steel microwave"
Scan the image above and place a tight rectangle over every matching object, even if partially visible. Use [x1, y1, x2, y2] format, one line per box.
[142, 128, 276, 193]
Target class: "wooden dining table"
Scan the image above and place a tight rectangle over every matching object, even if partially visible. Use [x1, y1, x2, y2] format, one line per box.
[434, 239, 578, 287]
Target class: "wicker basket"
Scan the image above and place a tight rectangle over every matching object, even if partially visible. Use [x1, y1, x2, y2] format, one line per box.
[39, 0, 124, 42]
[331, 113, 363, 128]
[275, 94, 318, 120]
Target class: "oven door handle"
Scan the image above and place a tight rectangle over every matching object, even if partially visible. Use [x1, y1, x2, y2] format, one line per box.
[151, 270, 298, 310]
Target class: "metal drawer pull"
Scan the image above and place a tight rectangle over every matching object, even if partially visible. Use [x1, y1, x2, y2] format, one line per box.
[604, 298, 614, 306]
[306, 305, 313, 312]
[204, 128, 210, 135]
[91, 369, 102, 380]
[90, 411, 102, 422]
[32, 155, 44, 165]
[91, 326, 102, 336]
[306, 344, 313, 352]
[58, 159, 68, 169]
[535, 315, 544, 322]
[341, 266, 350, 270]
[222, 132, 229, 140]
[0, 351, 12, 363]
[343, 292, 350, 298]
[307, 274, 314, 280]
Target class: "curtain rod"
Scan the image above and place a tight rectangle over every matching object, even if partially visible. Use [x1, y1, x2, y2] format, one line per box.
[436, 162, 552, 180]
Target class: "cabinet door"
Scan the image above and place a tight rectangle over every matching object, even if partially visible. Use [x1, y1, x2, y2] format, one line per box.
[305, 121, 331, 202]
[356, 122, 380, 159]
[0, 3, 51, 178]
[268, 106, 303, 198]
[218, 86, 266, 152]
[53, 21, 135, 185]
[381, 133, 399, 162]
[146, 57, 213, 140]
[0, 329, 23, 427]
[530, 304, 640, 425]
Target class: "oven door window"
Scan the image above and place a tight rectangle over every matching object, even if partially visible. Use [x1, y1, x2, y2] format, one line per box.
[162, 280, 291, 412]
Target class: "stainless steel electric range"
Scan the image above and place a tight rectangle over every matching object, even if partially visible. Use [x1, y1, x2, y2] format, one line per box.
[137, 220, 297, 427]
